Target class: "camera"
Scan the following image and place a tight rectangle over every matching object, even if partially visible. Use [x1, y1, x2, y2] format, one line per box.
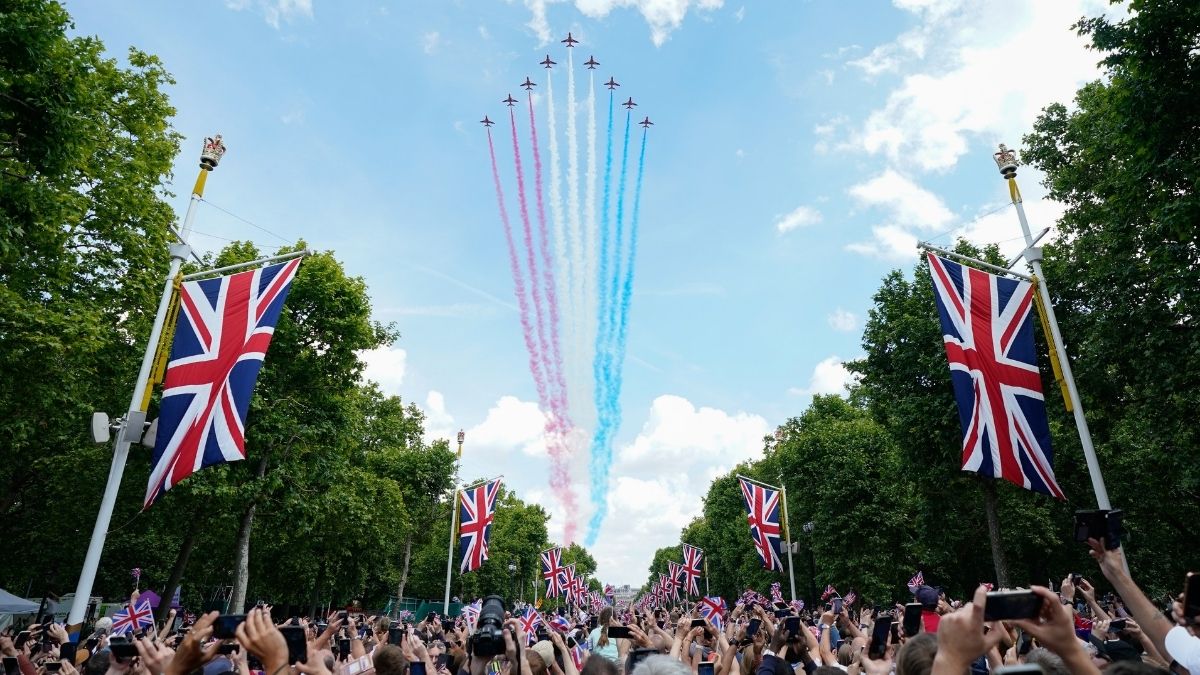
[468, 595, 507, 658]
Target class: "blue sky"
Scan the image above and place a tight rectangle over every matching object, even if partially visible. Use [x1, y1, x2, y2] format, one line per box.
[67, 0, 1113, 585]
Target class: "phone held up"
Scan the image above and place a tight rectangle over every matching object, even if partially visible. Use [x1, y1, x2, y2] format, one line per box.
[697, 662, 715, 675]
[902, 603, 923, 638]
[983, 590, 1042, 622]
[868, 617, 892, 660]
[1183, 572, 1200, 622]
[213, 615, 247, 640]
[1073, 509, 1123, 550]
[280, 626, 307, 665]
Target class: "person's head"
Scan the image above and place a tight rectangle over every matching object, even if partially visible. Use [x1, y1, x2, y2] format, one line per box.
[1024, 649, 1070, 675]
[373, 645, 410, 675]
[94, 618, 112, 636]
[915, 587, 940, 611]
[526, 649, 547, 675]
[630, 655, 691, 675]
[597, 607, 615, 648]
[582, 655, 619, 675]
[896, 633, 938, 675]
[84, 649, 110, 675]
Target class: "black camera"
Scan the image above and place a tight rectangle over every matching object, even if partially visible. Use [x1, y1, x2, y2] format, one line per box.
[469, 595, 507, 658]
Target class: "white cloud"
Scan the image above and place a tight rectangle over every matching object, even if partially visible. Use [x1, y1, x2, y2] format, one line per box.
[359, 346, 407, 396]
[225, 0, 312, 29]
[478, 25, 491, 40]
[844, 169, 955, 259]
[827, 308, 858, 332]
[524, 0, 724, 47]
[422, 31, 441, 54]
[590, 395, 770, 583]
[788, 356, 858, 397]
[774, 205, 823, 234]
[849, 0, 1113, 172]
[422, 390, 456, 444]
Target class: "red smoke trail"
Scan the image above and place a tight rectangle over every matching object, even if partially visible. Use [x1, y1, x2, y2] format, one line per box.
[508, 111, 580, 540]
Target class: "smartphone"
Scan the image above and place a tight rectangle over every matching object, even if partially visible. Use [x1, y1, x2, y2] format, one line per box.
[901, 603, 923, 637]
[1071, 573, 1082, 585]
[13, 633, 29, 650]
[437, 654, 450, 671]
[784, 617, 800, 635]
[44, 664, 62, 673]
[832, 598, 843, 615]
[608, 626, 632, 639]
[338, 637, 351, 661]
[441, 619, 455, 633]
[627, 649, 657, 673]
[2, 658, 18, 675]
[869, 617, 892, 660]
[213, 614, 247, 639]
[1074, 509, 1124, 550]
[984, 590, 1043, 621]
[567, 636, 578, 649]
[85, 637, 99, 652]
[280, 626, 307, 664]
[690, 618, 707, 629]
[1185, 572, 1200, 620]
[338, 611, 349, 622]
[993, 666, 1045, 675]
[747, 618, 761, 637]
[1109, 619, 1128, 632]
[697, 662, 715, 675]
[58, 641, 78, 666]
[388, 627, 405, 644]
[108, 637, 139, 659]
[410, 662, 427, 675]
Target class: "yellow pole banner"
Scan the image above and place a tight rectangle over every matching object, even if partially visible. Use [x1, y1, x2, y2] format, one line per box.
[140, 272, 184, 412]
[1031, 276, 1073, 412]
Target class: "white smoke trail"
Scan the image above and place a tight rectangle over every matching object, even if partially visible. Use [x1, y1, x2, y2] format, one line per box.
[566, 49, 588, 435]
[545, 66, 573, 412]
[580, 70, 598, 431]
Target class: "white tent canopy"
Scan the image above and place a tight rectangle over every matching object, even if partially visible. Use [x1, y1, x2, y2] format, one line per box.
[0, 589, 38, 614]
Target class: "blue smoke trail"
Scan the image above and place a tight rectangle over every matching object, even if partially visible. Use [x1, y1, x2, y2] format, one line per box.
[612, 130, 648, 405]
[587, 110, 633, 543]
[593, 92, 615, 427]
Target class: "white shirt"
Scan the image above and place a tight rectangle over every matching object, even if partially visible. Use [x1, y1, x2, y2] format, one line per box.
[1165, 626, 1200, 674]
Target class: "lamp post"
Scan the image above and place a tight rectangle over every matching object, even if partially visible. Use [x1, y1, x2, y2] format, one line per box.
[508, 562, 518, 604]
[802, 521, 816, 605]
[67, 134, 225, 633]
[443, 429, 466, 614]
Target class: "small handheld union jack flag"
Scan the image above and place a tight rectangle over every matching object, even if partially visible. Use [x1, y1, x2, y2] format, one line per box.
[146, 258, 301, 507]
[843, 590, 857, 607]
[111, 599, 154, 635]
[908, 571, 925, 593]
[459, 478, 502, 573]
[821, 585, 838, 601]
[737, 477, 784, 571]
[519, 608, 542, 646]
[697, 596, 727, 632]
[770, 582, 783, 604]
[926, 254, 1064, 498]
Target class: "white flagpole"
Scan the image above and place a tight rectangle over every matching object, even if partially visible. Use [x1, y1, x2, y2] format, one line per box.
[779, 474, 798, 603]
[67, 136, 227, 633]
[443, 430, 465, 615]
[994, 145, 1112, 511]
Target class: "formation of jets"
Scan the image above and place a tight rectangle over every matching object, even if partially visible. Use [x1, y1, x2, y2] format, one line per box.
[483, 36, 654, 130]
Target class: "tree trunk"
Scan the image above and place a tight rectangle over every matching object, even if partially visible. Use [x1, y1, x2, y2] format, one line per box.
[229, 455, 269, 613]
[981, 478, 1011, 588]
[396, 534, 414, 613]
[155, 515, 200, 623]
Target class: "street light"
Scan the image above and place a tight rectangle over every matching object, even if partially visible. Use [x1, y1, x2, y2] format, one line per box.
[802, 522, 816, 604]
[508, 562, 518, 604]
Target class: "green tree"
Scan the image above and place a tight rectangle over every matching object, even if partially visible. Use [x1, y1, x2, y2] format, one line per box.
[1023, 0, 1200, 593]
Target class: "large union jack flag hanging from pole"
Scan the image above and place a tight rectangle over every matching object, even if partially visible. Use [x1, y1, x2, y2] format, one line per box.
[146, 258, 301, 507]
[738, 476, 784, 571]
[927, 254, 1064, 498]
[459, 478, 502, 572]
[541, 547, 566, 597]
[680, 544, 703, 597]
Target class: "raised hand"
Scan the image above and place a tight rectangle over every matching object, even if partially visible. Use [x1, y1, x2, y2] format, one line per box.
[236, 608, 288, 675]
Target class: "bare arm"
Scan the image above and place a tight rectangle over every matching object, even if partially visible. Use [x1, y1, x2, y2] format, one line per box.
[1087, 541, 1173, 659]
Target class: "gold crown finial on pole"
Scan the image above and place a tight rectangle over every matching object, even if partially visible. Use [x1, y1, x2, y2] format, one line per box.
[200, 134, 227, 171]
[993, 143, 1019, 179]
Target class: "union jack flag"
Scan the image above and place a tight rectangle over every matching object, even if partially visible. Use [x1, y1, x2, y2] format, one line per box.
[519, 608, 542, 646]
[549, 613, 571, 632]
[145, 258, 301, 507]
[569, 642, 586, 670]
[770, 582, 783, 604]
[111, 599, 154, 635]
[843, 590, 857, 607]
[680, 544, 703, 597]
[908, 571, 925, 593]
[738, 477, 783, 571]
[459, 478, 502, 572]
[927, 254, 1064, 498]
[604, 584, 615, 605]
[659, 572, 676, 601]
[541, 547, 566, 597]
[461, 600, 482, 630]
[697, 596, 726, 632]
[821, 585, 838, 601]
[667, 563, 683, 599]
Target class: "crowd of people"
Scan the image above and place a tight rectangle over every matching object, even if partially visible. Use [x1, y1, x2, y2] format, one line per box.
[1, 539, 1196, 675]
